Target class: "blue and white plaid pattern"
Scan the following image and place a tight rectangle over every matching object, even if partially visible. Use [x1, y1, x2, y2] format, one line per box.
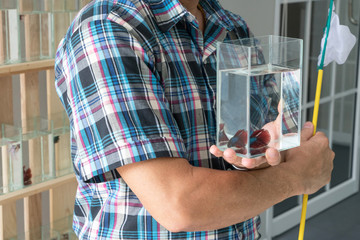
[54, 0, 270, 239]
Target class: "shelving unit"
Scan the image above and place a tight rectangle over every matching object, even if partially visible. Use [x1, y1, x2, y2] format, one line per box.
[0, 0, 92, 239]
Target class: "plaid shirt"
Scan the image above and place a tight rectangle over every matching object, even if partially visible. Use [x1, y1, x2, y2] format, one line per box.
[55, 0, 266, 239]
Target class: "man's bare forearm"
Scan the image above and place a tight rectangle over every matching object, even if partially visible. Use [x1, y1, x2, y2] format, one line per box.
[117, 157, 297, 232]
[117, 122, 334, 233]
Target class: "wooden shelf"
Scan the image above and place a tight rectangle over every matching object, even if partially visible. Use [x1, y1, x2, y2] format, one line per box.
[0, 173, 76, 205]
[0, 2, 85, 238]
[0, 59, 55, 77]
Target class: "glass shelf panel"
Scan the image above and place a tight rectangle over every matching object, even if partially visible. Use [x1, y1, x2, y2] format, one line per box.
[0, 12, 4, 65]
[80, 0, 92, 8]
[8, 215, 76, 239]
[52, 12, 72, 50]
[52, 0, 66, 12]
[53, 131, 72, 177]
[0, 114, 73, 195]
[0, 9, 21, 65]
[42, 12, 53, 58]
[8, 227, 61, 240]
[21, 117, 55, 185]
[43, 0, 53, 12]
[0, 0, 86, 67]
[28, 0, 54, 13]
[51, 215, 76, 240]
[0, 0, 18, 9]
[19, 13, 53, 62]
[51, 111, 72, 177]
[19, 0, 33, 13]
[52, 111, 70, 136]
[0, 10, 53, 65]
[0, 124, 23, 195]
[65, 0, 78, 12]
[21, 117, 52, 141]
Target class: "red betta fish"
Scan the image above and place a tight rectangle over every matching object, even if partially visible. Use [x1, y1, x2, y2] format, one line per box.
[23, 166, 32, 186]
[227, 129, 248, 154]
[249, 129, 271, 155]
[227, 129, 271, 155]
[218, 123, 229, 146]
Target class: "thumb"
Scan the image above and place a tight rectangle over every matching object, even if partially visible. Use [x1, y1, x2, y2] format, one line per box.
[301, 121, 314, 141]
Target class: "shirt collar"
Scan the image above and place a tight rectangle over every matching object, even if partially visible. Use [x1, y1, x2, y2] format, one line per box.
[147, 0, 235, 32]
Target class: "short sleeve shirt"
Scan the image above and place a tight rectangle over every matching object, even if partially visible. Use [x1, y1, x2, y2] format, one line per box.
[55, 0, 263, 239]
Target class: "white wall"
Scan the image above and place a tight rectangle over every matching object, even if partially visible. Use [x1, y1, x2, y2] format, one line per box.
[219, 0, 277, 36]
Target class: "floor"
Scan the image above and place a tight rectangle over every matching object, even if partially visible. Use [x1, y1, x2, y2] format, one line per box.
[273, 142, 360, 240]
[274, 176, 360, 240]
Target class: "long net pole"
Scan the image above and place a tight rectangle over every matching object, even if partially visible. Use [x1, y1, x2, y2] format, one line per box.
[298, 1, 333, 239]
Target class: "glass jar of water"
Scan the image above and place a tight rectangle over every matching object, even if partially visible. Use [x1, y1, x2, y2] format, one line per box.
[216, 35, 303, 158]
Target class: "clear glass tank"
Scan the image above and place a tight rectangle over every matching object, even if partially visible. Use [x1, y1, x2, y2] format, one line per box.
[0, 0, 87, 65]
[216, 35, 303, 158]
[0, 124, 23, 194]
[21, 117, 54, 184]
[52, 111, 72, 177]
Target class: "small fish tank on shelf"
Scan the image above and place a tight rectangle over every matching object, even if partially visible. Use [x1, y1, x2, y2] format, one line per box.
[0, 124, 23, 194]
[216, 35, 303, 158]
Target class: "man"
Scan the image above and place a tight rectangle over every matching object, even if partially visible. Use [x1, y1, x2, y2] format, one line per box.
[55, 0, 334, 239]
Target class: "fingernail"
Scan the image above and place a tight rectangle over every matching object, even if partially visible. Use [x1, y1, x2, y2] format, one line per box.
[303, 122, 313, 128]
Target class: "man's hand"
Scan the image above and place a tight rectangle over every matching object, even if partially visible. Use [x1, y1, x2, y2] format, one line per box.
[210, 102, 283, 169]
[282, 122, 335, 195]
[209, 144, 281, 169]
[209, 120, 332, 172]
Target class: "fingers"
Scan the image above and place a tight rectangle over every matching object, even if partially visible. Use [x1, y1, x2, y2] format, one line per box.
[265, 148, 281, 166]
[210, 145, 242, 166]
[310, 131, 330, 147]
[209, 145, 223, 158]
[223, 149, 269, 169]
[301, 121, 314, 142]
[242, 148, 281, 168]
[223, 148, 242, 166]
[241, 157, 264, 168]
[210, 145, 280, 169]
[223, 149, 266, 168]
[210, 146, 253, 168]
